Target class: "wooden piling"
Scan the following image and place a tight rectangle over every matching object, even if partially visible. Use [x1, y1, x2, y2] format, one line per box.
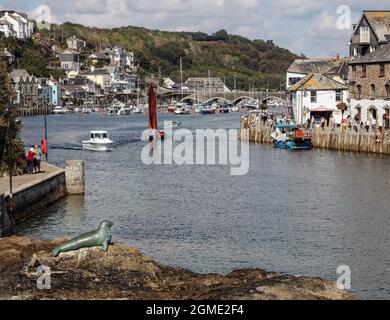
[243, 120, 390, 155]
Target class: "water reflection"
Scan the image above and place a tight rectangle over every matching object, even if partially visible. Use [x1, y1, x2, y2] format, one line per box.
[16, 113, 390, 299]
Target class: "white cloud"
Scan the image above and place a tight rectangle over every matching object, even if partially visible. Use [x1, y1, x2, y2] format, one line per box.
[6, 0, 390, 56]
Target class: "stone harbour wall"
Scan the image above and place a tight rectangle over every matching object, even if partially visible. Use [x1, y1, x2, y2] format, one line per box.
[65, 160, 85, 195]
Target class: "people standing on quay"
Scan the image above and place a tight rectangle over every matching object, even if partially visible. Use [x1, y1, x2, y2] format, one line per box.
[365, 120, 370, 132]
[33, 145, 42, 173]
[320, 117, 326, 131]
[25, 147, 35, 175]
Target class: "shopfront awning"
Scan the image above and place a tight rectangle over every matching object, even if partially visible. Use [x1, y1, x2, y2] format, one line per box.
[309, 106, 336, 112]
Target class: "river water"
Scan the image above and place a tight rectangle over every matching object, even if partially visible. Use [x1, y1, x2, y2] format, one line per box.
[16, 112, 390, 299]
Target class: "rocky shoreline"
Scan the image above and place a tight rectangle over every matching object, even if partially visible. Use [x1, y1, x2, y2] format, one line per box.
[0, 237, 356, 300]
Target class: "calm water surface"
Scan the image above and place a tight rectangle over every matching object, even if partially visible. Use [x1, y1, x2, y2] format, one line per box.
[16, 112, 390, 299]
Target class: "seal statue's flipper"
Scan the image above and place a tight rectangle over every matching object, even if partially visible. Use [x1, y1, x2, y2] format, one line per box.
[52, 247, 61, 257]
[51, 221, 114, 257]
[102, 241, 109, 252]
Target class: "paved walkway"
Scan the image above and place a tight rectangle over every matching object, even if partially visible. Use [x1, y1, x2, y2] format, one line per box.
[0, 163, 64, 196]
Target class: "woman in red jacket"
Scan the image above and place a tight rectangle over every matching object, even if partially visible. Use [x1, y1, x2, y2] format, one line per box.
[25, 147, 35, 175]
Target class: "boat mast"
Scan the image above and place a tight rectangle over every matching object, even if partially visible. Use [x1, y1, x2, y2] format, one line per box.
[208, 69, 211, 100]
[180, 57, 183, 101]
[137, 77, 140, 106]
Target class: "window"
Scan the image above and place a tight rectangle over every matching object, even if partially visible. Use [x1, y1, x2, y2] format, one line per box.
[371, 84, 376, 99]
[380, 64, 385, 77]
[361, 65, 366, 78]
[370, 108, 377, 120]
[310, 90, 317, 103]
[289, 77, 301, 86]
[336, 90, 343, 102]
[385, 108, 390, 128]
[386, 84, 390, 99]
[360, 26, 370, 43]
[357, 85, 362, 99]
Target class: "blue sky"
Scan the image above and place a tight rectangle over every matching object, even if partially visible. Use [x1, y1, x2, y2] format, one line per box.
[1, 0, 389, 57]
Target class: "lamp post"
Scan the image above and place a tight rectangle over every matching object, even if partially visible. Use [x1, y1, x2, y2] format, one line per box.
[44, 98, 48, 161]
[7, 100, 14, 213]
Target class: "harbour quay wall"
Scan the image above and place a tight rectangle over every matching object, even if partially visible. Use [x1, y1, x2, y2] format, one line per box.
[16, 107, 53, 117]
[239, 116, 390, 155]
[1, 161, 85, 237]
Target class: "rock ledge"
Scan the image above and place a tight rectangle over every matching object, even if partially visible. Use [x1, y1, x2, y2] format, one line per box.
[0, 237, 356, 300]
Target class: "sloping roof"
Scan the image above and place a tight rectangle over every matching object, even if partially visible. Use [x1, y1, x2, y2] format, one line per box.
[89, 52, 109, 60]
[67, 36, 85, 42]
[363, 11, 390, 43]
[81, 68, 109, 76]
[350, 43, 390, 64]
[10, 69, 31, 82]
[103, 66, 118, 74]
[0, 19, 11, 25]
[288, 74, 348, 92]
[62, 84, 87, 93]
[61, 49, 80, 55]
[287, 58, 348, 75]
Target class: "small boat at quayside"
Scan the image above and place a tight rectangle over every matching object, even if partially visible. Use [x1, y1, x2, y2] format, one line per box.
[271, 124, 313, 151]
[82, 131, 114, 152]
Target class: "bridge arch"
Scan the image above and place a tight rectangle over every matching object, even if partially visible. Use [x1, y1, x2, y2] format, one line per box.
[232, 96, 258, 106]
[204, 97, 231, 105]
[179, 96, 203, 104]
[260, 96, 288, 106]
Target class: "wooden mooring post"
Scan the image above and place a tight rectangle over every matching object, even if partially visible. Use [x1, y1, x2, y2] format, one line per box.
[239, 117, 390, 155]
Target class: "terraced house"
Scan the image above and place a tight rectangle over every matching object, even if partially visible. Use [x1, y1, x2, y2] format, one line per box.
[0, 10, 34, 39]
[349, 11, 390, 128]
[349, 44, 390, 128]
[10, 69, 39, 109]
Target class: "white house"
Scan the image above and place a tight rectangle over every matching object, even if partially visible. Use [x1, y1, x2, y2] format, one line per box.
[67, 36, 87, 51]
[104, 47, 135, 68]
[286, 57, 348, 89]
[59, 49, 81, 72]
[0, 11, 33, 39]
[0, 20, 16, 37]
[288, 74, 349, 125]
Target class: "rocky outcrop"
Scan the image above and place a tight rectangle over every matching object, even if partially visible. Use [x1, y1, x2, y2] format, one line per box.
[0, 237, 356, 300]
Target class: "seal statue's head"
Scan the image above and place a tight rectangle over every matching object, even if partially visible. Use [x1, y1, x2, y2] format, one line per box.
[99, 220, 114, 231]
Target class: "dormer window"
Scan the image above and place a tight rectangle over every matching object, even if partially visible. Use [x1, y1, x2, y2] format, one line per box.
[360, 26, 370, 43]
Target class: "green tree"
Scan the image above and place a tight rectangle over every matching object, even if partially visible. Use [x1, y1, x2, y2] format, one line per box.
[0, 60, 25, 176]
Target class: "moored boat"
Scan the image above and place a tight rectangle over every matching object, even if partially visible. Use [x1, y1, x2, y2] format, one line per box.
[53, 106, 70, 114]
[271, 124, 313, 151]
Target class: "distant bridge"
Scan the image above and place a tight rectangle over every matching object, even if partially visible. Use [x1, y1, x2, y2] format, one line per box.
[160, 90, 289, 106]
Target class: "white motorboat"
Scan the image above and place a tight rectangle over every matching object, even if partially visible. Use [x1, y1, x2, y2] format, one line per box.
[133, 105, 144, 114]
[117, 106, 133, 115]
[82, 131, 114, 152]
[81, 107, 92, 114]
[166, 121, 182, 128]
[53, 106, 70, 114]
[174, 104, 191, 115]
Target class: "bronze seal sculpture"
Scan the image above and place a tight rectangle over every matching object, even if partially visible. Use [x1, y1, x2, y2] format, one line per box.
[51, 221, 114, 257]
